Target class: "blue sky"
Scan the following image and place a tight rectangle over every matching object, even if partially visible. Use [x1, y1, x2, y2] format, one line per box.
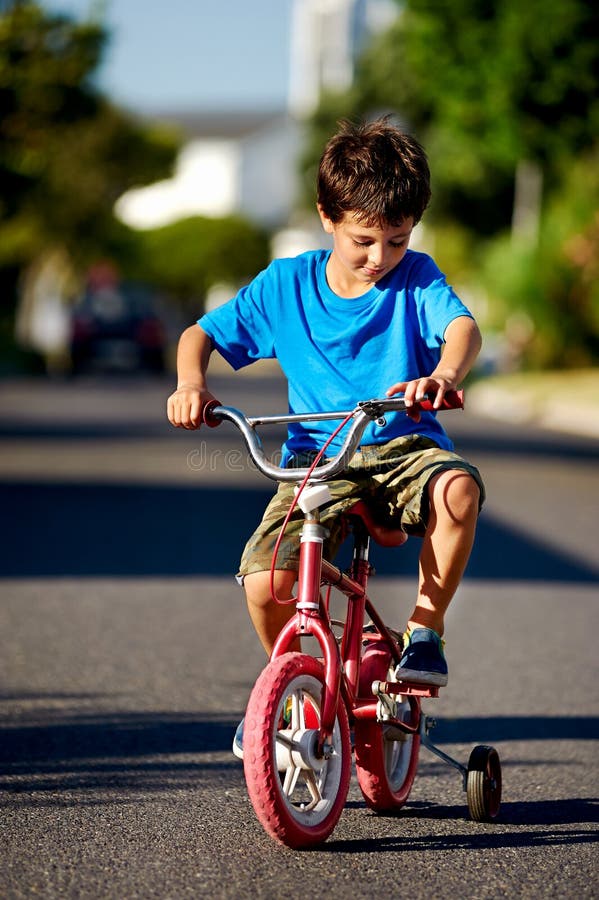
[42, 0, 293, 113]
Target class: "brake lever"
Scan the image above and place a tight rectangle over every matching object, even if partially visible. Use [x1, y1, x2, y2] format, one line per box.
[358, 390, 464, 422]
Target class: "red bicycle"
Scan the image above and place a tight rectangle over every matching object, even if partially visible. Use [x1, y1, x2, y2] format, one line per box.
[204, 392, 502, 848]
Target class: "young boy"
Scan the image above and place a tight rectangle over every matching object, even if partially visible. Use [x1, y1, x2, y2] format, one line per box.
[167, 118, 484, 756]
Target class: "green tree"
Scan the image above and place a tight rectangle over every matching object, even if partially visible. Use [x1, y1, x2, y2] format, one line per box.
[0, 1, 179, 309]
[300, 0, 599, 367]
[480, 149, 599, 368]
[375, 0, 597, 234]
[129, 215, 270, 311]
[303, 0, 598, 234]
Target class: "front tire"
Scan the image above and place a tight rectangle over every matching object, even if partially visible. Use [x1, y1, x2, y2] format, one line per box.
[243, 652, 352, 848]
[354, 641, 420, 811]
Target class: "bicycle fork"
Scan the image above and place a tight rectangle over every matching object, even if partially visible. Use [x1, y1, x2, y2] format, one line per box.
[271, 512, 343, 757]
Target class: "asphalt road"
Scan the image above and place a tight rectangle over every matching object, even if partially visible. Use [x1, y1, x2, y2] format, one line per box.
[1, 374, 598, 899]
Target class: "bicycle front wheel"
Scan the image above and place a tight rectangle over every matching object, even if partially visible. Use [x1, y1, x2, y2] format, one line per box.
[354, 641, 420, 811]
[243, 652, 352, 848]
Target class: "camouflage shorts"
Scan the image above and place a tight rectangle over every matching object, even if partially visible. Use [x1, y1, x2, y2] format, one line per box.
[237, 434, 485, 578]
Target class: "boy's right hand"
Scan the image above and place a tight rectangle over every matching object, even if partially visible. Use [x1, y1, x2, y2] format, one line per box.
[167, 384, 218, 430]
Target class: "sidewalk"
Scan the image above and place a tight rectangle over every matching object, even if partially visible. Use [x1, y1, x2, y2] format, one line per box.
[467, 369, 599, 440]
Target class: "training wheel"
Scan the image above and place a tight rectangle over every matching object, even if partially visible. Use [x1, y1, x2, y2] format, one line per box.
[466, 745, 502, 822]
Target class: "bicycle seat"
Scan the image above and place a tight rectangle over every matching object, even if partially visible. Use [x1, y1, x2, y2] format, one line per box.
[346, 500, 408, 548]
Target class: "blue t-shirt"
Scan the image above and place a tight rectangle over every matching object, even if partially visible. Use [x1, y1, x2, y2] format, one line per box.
[199, 249, 472, 462]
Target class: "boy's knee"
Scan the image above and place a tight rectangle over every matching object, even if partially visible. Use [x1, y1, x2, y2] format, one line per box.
[429, 469, 480, 523]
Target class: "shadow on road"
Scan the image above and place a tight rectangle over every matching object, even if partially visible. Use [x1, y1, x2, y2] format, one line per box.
[1, 695, 596, 796]
[432, 715, 599, 742]
[1, 480, 598, 582]
[0, 703, 241, 801]
[326, 820, 598, 853]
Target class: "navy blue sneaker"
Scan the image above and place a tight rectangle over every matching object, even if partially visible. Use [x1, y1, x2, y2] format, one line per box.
[395, 627, 448, 687]
[232, 718, 244, 760]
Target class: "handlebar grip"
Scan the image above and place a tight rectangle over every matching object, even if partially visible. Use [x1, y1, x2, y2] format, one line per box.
[418, 389, 464, 412]
[202, 399, 222, 428]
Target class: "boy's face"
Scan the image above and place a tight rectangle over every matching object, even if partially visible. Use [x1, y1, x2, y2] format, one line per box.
[318, 207, 414, 296]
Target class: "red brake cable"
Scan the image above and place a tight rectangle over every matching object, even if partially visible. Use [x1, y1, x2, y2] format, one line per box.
[269, 411, 355, 606]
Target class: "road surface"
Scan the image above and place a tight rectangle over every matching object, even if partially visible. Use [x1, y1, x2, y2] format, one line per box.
[1, 374, 597, 898]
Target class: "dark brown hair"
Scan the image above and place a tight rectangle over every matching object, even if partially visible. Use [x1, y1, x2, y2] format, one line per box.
[317, 117, 431, 226]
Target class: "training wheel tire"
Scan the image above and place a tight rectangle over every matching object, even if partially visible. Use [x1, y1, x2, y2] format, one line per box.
[466, 745, 502, 821]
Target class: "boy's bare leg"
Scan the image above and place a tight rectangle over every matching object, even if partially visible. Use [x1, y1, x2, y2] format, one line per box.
[408, 469, 480, 637]
[244, 470, 479, 654]
[244, 569, 299, 655]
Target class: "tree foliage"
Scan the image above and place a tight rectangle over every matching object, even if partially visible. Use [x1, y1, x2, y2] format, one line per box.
[363, 2, 597, 155]
[479, 149, 599, 368]
[0, 1, 180, 274]
[303, 0, 598, 232]
[128, 215, 270, 310]
[301, 0, 599, 367]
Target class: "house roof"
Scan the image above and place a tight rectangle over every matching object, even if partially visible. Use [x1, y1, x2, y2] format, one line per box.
[145, 108, 288, 140]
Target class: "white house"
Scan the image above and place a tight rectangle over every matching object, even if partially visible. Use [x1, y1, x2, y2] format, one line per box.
[116, 111, 302, 230]
[115, 0, 398, 234]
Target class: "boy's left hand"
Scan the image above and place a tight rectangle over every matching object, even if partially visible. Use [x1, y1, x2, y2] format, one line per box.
[386, 377, 455, 423]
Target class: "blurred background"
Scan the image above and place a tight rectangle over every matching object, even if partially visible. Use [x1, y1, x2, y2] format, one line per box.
[1, 8, 598, 889]
[1, 0, 597, 386]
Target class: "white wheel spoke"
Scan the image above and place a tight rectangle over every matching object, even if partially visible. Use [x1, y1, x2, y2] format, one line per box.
[291, 689, 305, 729]
[282, 762, 302, 797]
[303, 768, 324, 805]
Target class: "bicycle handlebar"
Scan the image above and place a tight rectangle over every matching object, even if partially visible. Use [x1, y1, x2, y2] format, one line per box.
[202, 390, 464, 483]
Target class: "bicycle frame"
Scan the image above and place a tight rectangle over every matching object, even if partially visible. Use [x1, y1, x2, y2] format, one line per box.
[203, 394, 458, 757]
[200, 391, 501, 844]
[270, 503, 429, 756]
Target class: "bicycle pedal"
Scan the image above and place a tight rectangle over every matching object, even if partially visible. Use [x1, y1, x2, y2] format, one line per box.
[391, 680, 440, 699]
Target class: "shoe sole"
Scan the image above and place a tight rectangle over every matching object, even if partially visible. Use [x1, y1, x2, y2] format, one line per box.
[395, 667, 448, 687]
[232, 739, 244, 761]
